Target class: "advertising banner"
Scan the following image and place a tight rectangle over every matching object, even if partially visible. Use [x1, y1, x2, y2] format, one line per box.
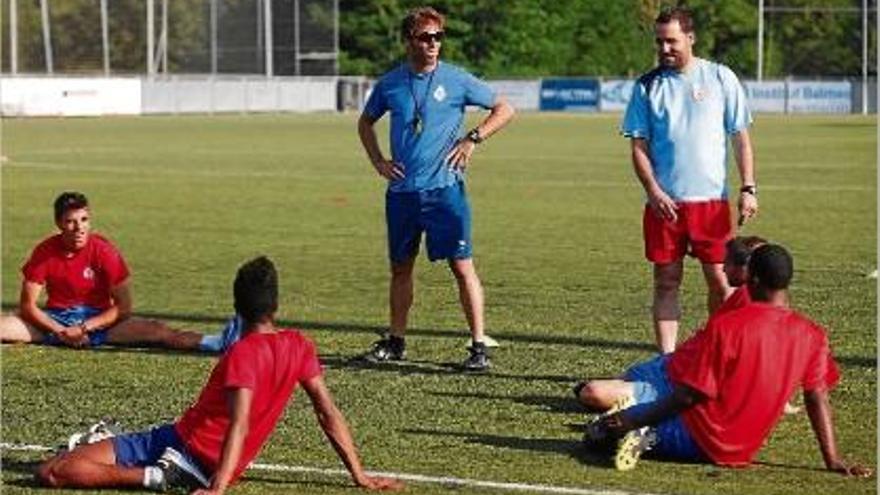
[487, 80, 540, 111]
[743, 81, 786, 113]
[787, 81, 851, 114]
[600, 79, 635, 112]
[539, 78, 599, 112]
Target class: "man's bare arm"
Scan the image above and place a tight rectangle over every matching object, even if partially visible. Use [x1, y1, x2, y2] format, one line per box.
[631, 138, 678, 222]
[604, 383, 702, 435]
[804, 388, 872, 477]
[193, 387, 252, 495]
[19, 280, 66, 336]
[731, 129, 758, 224]
[446, 96, 515, 169]
[302, 375, 403, 491]
[357, 113, 404, 181]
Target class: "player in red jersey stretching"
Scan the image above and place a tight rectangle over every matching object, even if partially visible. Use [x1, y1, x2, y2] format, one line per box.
[36, 256, 403, 493]
[0, 192, 212, 350]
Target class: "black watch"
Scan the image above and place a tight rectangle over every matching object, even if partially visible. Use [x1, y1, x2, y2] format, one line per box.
[740, 185, 757, 196]
[466, 128, 483, 144]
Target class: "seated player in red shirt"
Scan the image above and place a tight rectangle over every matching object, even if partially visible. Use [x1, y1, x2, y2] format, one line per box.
[581, 244, 871, 477]
[573, 235, 766, 414]
[35, 256, 404, 493]
[0, 192, 212, 350]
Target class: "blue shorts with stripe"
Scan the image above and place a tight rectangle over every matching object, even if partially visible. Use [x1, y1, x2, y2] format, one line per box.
[623, 355, 707, 462]
[112, 423, 207, 474]
[386, 181, 472, 263]
[43, 306, 109, 346]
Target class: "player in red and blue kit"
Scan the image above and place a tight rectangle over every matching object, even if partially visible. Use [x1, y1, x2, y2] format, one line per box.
[0, 192, 211, 350]
[579, 244, 871, 478]
[574, 235, 765, 416]
[621, 7, 759, 354]
[36, 256, 403, 494]
[357, 7, 514, 371]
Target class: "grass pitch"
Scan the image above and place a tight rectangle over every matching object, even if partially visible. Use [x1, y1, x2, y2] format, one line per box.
[1, 112, 876, 495]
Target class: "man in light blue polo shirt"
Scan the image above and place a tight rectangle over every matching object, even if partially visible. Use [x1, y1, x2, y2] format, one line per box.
[621, 7, 758, 354]
[357, 6, 514, 371]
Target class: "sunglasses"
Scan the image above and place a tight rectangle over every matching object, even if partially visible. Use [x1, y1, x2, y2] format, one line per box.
[412, 31, 445, 43]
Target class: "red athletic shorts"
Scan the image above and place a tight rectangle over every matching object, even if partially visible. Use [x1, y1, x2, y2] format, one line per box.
[643, 200, 732, 264]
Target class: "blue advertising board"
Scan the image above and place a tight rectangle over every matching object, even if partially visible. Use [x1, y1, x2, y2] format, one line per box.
[539, 78, 599, 112]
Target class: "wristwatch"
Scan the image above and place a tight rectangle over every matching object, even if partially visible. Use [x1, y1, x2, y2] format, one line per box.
[740, 185, 757, 196]
[466, 128, 483, 144]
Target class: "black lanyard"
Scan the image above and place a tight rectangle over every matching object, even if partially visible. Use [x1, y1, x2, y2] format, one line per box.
[408, 67, 436, 134]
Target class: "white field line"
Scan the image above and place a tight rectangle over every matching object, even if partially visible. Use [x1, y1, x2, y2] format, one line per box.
[1, 442, 661, 495]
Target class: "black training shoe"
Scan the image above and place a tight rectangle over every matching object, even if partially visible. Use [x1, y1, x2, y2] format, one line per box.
[156, 447, 210, 492]
[362, 337, 405, 362]
[582, 395, 636, 452]
[462, 344, 490, 371]
[582, 417, 616, 453]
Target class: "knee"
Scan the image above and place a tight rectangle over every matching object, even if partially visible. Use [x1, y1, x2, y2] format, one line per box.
[574, 381, 608, 412]
[390, 263, 414, 281]
[654, 272, 682, 294]
[704, 271, 729, 294]
[449, 260, 477, 282]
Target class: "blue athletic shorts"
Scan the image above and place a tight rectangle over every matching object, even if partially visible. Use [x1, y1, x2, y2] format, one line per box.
[622, 355, 706, 462]
[43, 306, 109, 346]
[112, 423, 206, 474]
[385, 181, 472, 263]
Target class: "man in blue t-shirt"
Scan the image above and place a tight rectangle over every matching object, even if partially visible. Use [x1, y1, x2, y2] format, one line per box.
[620, 7, 759, 354]
[357, 6, 514, 371]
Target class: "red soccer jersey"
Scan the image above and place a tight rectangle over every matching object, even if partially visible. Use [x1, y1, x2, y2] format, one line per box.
[667, 302, 840, 466]
[714, 286, 751, 318]
[676, 286, 752, 359]
[21, 234, 130, 310]
[175, 330, 322, 482]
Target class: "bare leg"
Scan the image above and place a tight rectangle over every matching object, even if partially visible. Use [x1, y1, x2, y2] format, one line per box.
[701, 262, 729, 315]
[106, 317, 204, 350]
[449, 258, 485, 343]
[37, 439, 143, 489]
[653, 261, 683, 354]
[0, 313, 46, 343]
[576, 379, 636, 412]
[389, 257, 416, 338]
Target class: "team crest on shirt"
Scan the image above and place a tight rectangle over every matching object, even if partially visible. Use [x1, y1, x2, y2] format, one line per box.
[433, 85, 447, 102]
[692, 85, 708, 101]
[83, 267, 95, 280]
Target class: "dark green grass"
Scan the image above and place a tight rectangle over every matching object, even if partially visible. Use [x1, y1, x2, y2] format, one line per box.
[1, 113, 875, 495]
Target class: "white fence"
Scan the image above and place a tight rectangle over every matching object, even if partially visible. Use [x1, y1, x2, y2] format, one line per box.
[0, 76, 338, 116]
[0, 76, 873, 116]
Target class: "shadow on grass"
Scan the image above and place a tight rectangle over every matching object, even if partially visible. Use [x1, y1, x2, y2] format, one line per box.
[752, 461, 830, 474]
[2, 304, 874, 368]
[0, 459, 41, 487]
[136, 309, 660, 352]
[242, 473, 352, 489]
[2, 303, 656, 354]
[402, 428, 611, 468]
[319, 354, 578, 384]
[426, 390, 584, 414]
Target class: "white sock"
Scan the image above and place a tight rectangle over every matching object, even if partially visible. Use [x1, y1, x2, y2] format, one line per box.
[143, 466, 165, 490]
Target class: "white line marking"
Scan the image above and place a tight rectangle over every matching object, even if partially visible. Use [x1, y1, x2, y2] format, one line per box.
[1, 443, 53, 452]
[2, 442, 659, 495]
